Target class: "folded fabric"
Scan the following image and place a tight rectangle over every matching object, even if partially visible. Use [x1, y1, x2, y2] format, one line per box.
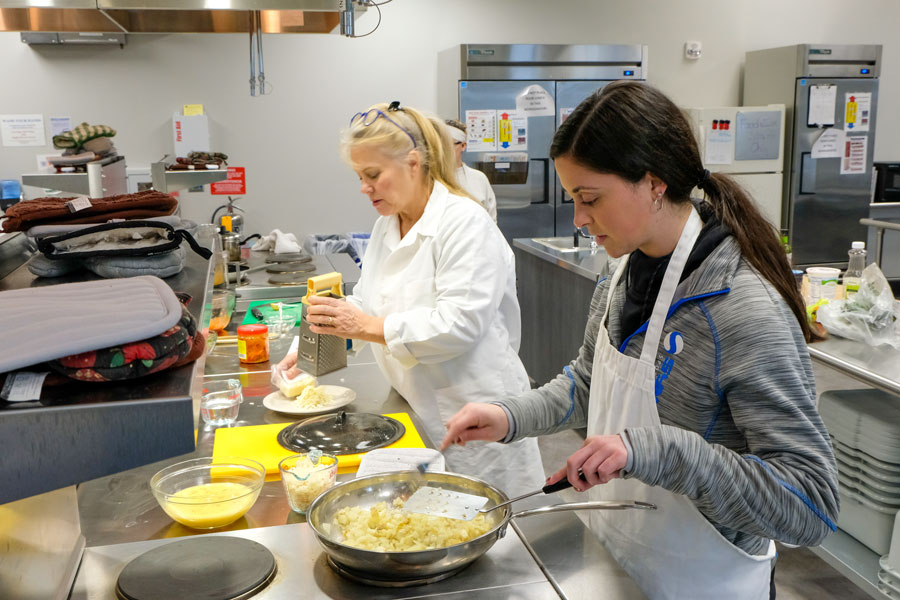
[251, 229, 302, 254]
[46, 305, 197, 382]
[52, 122, 116, 150]
[48, 151, 97, 166]
[0, 190, 178, 233]
[82, 137, 113, 154]
[0, 275, 183, 374]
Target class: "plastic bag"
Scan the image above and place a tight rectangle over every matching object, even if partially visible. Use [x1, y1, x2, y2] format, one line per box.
[817, 263, 900, 349]
[270, 364, 317, 398]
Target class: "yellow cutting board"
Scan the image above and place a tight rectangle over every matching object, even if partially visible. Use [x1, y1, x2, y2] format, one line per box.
[212, 412, 425, 479]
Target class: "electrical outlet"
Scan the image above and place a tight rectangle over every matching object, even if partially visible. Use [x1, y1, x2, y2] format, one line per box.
[685, 41, 702, 60]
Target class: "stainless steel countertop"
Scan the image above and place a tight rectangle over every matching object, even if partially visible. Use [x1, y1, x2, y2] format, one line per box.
[71, 521, 558, 600]
[72, 307, 644, 599]
[808, 336, 900, 396]
[512, 237, 611, 281]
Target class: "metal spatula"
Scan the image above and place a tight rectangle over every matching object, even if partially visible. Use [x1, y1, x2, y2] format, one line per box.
[403, 477, 579, 521]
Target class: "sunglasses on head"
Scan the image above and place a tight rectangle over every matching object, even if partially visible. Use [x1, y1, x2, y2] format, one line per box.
[349, 101, 417, 148]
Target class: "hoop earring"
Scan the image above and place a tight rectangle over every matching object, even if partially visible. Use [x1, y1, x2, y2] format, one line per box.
[654, 192, 663, 212]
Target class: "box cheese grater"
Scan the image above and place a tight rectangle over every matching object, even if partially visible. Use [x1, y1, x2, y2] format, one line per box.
[298, 271, 348, 376]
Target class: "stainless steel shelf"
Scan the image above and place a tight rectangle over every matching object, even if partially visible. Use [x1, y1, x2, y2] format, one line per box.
[150, 161, 228, 193]
[810, 528, 890, 600]
[20, 154, 126, 197]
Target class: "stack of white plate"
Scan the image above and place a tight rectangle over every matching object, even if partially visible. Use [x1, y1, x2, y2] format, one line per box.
[819, 390, 900, 556]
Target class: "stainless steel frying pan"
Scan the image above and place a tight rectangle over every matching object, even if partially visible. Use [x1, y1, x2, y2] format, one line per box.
[306, 471, 654, 583]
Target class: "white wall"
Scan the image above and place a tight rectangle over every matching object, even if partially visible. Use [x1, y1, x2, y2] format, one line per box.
[0, 0, 896, 239]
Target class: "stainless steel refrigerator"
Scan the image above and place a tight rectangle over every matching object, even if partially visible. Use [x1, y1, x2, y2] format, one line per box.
[743, 44, 882, 269]
[458, 44, 648, 242]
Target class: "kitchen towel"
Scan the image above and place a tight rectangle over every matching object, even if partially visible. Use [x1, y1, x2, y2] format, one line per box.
[251, 229, 302, 254]
[0, 276, 183, 373]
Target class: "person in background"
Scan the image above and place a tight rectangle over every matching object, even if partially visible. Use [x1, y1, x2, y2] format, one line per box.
[441, 82, 838, 600]
[445, 119, 497, 222]
[278, 101, 544, 497]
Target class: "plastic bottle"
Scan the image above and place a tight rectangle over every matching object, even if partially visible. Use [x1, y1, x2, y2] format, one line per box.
[844, 241, 866, 299]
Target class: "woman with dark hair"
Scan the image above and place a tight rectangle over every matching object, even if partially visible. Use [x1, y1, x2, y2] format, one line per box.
[442, 81, 838, 599]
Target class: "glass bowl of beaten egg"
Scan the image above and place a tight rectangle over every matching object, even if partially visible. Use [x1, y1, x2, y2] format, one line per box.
[150, 457, 265, 529]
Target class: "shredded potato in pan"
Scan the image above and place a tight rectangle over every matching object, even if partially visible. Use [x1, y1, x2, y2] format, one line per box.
[334, 498, 494, 551]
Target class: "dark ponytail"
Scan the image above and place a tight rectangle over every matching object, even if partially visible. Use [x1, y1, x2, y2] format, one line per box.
[552, 81, 817, 342]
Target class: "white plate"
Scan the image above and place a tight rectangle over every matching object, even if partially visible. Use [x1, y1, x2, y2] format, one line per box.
[262, 385, 356, 416]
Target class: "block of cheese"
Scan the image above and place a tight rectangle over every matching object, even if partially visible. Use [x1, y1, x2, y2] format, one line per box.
[279, 372, 317, 398]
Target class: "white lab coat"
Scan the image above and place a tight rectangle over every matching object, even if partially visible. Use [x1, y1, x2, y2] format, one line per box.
[456, 164, 497, 223]
[348, 181, 544, 497]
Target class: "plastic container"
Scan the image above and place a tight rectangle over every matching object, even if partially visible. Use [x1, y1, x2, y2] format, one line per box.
[278, 453, 338, 514]
[150, 457, 265, 529]
[237, 324, 269, 364]
[837, 488, 897, 555]
[806, 266, 841, 302]
[844, 241, 867, 299]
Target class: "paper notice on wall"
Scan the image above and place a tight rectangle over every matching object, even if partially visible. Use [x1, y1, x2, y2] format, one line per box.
[807, 85, 836, 127]
[0, 114, 45, 147]
[465, 109, 497, 152]
[49, 116, 72, 137]
[515, 84, 554, 117]
[841, 136, 868, 175]
[705, 128, 733, 165]
[811, 128, 844, 159]
[497, 109, 527, 151]
[844, 92, 872, 132]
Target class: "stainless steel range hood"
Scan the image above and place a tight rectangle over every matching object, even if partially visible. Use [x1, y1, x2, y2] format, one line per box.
[0, 0, 365, 34]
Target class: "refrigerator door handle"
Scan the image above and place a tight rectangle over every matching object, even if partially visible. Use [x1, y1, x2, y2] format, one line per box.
[529, 158, 550, 205]
[799, 152, 817, 195]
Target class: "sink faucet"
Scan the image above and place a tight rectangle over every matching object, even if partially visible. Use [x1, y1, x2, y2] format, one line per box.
[574, 227, 592, 248]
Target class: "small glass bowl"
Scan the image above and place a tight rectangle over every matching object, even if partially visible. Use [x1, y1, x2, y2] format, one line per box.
[278, 453, 338, 514]
[150, 457, 265, 529]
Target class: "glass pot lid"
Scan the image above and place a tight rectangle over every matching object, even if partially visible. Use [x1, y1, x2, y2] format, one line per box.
[277, 411, 405, 455]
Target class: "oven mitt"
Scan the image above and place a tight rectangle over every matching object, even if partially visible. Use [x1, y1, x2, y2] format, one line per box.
[0, 276, 183, 373]
[46, 305, 197, 382]
[52, 122, 116, 150]
[86, 245, 186, 279]
[26, 253, 86, 278]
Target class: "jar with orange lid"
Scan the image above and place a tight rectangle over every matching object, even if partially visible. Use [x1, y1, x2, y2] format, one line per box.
[237, 324, 269, 364]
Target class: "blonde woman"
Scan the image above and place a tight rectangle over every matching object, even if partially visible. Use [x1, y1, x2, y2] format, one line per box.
[279, 101, 543, 496]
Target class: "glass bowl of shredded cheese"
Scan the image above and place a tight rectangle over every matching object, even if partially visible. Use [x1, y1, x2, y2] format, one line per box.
[279, 451, 338, 514]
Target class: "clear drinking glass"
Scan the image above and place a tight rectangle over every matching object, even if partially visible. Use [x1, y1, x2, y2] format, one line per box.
[199, 379, 242, 430]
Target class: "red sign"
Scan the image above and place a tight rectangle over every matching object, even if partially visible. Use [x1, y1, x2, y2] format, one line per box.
[211, 167, 246, 195]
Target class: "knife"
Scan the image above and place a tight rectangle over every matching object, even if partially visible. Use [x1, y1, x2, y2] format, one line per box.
[251, 307, 265, 321]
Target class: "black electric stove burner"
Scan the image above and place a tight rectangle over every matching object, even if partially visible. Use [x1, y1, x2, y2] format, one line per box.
[265, 253, 312, 264]
[265, 262, 317, 274]
[115, 537, 276, 600]
[325, 556, 467, 587]
[268, 272, 318, 285]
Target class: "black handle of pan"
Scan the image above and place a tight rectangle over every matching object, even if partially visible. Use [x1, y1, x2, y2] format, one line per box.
[541, 470, 588, 495]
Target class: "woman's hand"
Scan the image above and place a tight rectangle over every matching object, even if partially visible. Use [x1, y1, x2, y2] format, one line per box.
[274, 350, 301, 380]
[546, 434, 628, 492]
[306, 295, 385, 344]
[440, 403, 510, 450]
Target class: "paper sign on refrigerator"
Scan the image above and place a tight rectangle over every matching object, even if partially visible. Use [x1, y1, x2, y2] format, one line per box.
[840, 136, 868, 175]
[844, 92, 872, 132]
[464, 110, 497, 152]
[497, 110, 527, 151]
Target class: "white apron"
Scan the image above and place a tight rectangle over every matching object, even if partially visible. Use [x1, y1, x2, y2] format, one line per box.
[586, 207, 775, 600]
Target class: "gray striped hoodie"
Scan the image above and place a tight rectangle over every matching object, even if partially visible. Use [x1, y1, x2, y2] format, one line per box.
[503, 236, 839, 555]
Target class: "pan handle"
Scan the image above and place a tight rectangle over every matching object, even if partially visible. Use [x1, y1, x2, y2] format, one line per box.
[511, 500, 657, 519]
